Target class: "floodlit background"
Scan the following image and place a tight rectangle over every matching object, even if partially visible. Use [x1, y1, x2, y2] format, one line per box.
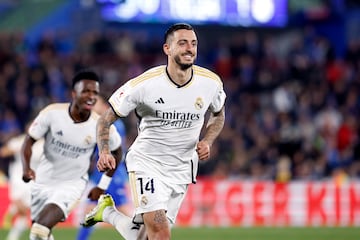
[0, 0, 360, 239]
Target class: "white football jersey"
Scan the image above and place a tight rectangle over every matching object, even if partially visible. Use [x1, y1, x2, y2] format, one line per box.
[8, 134, 43, 180]
[28, 103, 121, 184]
[109, 65, 226, 184]
[7, 134, 43, 202]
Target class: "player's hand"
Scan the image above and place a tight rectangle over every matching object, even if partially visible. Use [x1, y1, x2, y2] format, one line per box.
[22, 168, 35, 182]
[196, 140, 211, 161]
[88, 187, 105, 201]
[97, 152, 116, 172]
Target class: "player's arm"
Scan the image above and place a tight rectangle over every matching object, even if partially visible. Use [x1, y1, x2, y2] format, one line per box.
[99, 145, 122, 182]
[88, 146, 123, 201]
[21, 135, 37, 182]
[197, 106, 225, 161]
[108, 147, 123, 174]
[96, 107, 120, 171]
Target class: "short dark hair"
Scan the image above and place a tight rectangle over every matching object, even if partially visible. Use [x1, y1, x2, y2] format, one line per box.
[164, 23, 194, 43]
[72, 69, 100, 89]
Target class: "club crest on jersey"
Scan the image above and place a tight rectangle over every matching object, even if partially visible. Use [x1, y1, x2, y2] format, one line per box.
[84, 136, 92, 145]
[194, 97, 204, 110]
[140, 195, 148, 206]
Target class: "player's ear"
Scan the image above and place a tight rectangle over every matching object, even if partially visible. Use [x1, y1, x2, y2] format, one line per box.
[71, 89, 76, 99]
[163, 43, 170, 55]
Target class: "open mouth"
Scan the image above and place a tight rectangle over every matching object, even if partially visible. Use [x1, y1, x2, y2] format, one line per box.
[183, 53, 193, 61]
[84, 99, 96, 109]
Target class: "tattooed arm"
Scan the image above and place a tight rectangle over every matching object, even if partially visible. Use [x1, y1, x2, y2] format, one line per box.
[85, 107, 124, 200]
[96, 107, 120, 171]
[196, 106, 225, 161]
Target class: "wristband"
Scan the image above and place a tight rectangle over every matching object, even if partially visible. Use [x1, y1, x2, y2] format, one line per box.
[97, 174, 112, 190]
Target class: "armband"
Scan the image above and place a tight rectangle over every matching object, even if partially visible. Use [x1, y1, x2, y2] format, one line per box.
[97, 174, 112, 190]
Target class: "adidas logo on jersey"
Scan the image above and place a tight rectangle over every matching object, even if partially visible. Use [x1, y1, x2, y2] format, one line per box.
[155, 97, 165, 104]
[56, 130, 63, 136]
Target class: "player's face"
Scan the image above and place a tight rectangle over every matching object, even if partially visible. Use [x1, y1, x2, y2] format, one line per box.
[72, 79, 99, 111]
[165, 29, 198, 70]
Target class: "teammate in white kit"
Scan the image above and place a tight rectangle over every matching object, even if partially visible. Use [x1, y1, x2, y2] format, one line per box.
[83, 23, 226, 239]
[21, 70, 122, 240]
[1, 130, 43, 240]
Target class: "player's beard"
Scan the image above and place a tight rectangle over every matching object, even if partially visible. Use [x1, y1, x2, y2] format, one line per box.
[175, 55, 195, 70]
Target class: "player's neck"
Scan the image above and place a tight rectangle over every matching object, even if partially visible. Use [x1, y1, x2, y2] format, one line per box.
[166, 65, 193, 86]
[69, 103, 90, 123]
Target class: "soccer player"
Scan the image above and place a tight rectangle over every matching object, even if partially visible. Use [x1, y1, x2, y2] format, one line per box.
[0, 129, 43, 240]
[76, 95, 131, 240]
[21, 70, 123, 240]
[83, 23, 226, 239]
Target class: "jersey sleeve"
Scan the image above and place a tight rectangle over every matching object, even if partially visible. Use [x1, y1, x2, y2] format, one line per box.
[109, 124, 122, 151]
[108, 81, 140, 117]
[28, 107, 51, 140]
[209, 84, 226, 113]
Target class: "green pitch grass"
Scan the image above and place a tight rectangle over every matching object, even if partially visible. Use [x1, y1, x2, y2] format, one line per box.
[1, 226, 359, 240]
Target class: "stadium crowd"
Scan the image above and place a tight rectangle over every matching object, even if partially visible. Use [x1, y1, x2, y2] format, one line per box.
[0, 25, 359, 182]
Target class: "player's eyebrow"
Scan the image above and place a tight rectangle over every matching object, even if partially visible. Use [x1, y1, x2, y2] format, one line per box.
[178, 39, 198, 44]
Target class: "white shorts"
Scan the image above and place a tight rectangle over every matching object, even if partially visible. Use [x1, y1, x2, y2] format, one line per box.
[30, 178, 87, 221]
[129, 171, 188, 224]
[9, 179, 32, 206]
[8, 157, 32, 205]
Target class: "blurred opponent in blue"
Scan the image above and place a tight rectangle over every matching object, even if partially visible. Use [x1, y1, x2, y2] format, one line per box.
[76, 96, 132, 240]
